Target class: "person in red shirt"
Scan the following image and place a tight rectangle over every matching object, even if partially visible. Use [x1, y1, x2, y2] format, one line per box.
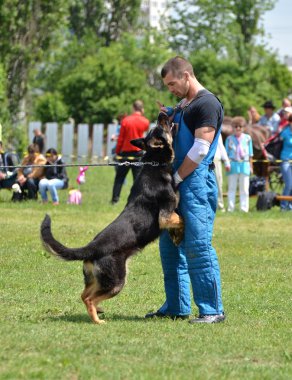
[111, 100, 150, 204]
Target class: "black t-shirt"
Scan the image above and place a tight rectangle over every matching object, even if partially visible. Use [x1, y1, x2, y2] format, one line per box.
[182, 89, 223, 135]
[33, 135, 44, 154]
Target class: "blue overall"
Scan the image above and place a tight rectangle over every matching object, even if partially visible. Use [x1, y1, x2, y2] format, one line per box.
[158, 105, 224, 316]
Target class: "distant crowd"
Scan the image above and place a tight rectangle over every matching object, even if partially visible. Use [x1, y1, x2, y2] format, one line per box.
[1, 97, 291, 211]
[247, 97, 292, 135]
[219, 98, 292, 212]
[0, 129, 68, 205]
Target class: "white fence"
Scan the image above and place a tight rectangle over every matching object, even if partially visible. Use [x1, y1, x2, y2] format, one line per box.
[28, 121, 156, 163]
[28, 121, 118, 163]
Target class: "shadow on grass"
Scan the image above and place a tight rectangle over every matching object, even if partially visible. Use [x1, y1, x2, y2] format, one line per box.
[47, 313, 146, 324]
[107, 314, 146, 322]
[47, 313, 92, 324]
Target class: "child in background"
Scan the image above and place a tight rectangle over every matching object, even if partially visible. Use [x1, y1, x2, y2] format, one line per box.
[225, 117, 253, 212]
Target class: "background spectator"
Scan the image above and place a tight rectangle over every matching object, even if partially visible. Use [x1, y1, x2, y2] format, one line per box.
[258, 100, 280, 135]
[214, 133, 230, 212]
[247, 106, 260, 125]
[279, 106, 292, 132]
[279, 113, 292, 211]
[39, 148, 69, 205]
[16, 144, 46, 200]
[0, 141, 17, 190]
[111, 100, 149, 204]
[278, 98, 291, 130]
[111, 113, 127, 154]
[33, 128, 45, 154]
[225, 117, 253, 212]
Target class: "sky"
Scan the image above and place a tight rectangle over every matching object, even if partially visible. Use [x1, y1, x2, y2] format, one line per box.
[263, 0, 292, 60]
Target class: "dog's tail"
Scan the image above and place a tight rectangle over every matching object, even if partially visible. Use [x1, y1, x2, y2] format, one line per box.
[40, 214, 97, 261]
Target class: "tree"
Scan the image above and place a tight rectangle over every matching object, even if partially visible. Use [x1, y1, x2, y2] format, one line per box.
[0, 64, 9, 127]
[167, 0, 276, 65]
[32, 31, 174, 124]
[164, 0, 292, 117]
[68, 0, 142, 45]
[57, 37, 173, 123]
[34, 92, 68, 123]
[0, 0, 69, 124]
[189, 49, 292, 117]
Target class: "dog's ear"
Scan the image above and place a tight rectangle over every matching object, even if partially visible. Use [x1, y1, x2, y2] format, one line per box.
[149, 137, 164, 149]
[130, 138, 145, 150]
[158, 112, 169, 123]
[158, 112, 170, 130]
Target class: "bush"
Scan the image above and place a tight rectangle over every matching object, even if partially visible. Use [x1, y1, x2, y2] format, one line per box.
[35, 92, 69, 123]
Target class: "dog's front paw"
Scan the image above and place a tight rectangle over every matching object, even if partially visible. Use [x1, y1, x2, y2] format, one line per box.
[168, 225, 184, 246]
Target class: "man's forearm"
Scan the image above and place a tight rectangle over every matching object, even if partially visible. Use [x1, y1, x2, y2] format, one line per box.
[177, 156, 198, 180]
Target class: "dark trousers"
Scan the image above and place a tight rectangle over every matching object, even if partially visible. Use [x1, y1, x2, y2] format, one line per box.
[111, 152, 143, 203]
[21, 178, 39, 199]
[0, 173, 17, 189]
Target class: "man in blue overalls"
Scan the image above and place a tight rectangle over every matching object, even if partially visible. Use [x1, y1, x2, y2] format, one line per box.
[146, 56, 225, 323]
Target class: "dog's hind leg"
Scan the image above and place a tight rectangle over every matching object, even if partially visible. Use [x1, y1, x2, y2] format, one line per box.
[159, 211, 184, 229]
[159, 211, 185, 246]
[82, 284, 125, 324]
[81, 286, 106, 324]
[96, 306, 104, 314]
[82, 262, 107, 324]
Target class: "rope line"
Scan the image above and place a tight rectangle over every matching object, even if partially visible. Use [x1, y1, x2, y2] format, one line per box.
[0, 159, 291, 170]
[0, 161, 162, 170]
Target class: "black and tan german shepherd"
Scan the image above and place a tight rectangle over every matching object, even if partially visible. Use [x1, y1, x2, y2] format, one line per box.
[40, 113, 183, 324]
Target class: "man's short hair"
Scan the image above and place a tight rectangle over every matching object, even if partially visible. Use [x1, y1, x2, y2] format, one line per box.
[161, 56, 194, 79]
[133, 100, 144, 112]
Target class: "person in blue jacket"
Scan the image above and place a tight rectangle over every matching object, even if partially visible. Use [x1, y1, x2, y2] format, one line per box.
[279, 111, 292, 210]
[145, 56, 225, 323]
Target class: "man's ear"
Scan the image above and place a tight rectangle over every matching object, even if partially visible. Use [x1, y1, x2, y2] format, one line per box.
[184, 71, 190, 80]
[130, 138, 145, 150]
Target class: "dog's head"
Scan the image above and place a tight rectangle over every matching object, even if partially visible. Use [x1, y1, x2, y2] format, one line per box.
[131, 113, 174, 163]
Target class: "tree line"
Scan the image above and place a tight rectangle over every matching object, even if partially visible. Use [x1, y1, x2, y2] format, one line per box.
[0, 0, 291, 147]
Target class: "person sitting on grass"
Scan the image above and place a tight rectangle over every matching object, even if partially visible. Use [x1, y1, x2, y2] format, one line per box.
[0, 141, 18, 190]
[16, 144, 46, 200]
[39, 148, 69, 205]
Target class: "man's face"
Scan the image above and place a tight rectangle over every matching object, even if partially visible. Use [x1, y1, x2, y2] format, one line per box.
[163, 71, 189, 99]
[284, 111, 291, 120]
[264, 107, 273, 117]
[282, 99, 291, 108]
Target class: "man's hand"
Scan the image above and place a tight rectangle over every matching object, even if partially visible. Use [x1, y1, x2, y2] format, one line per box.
[0, 172, 6, 180]
[173, 171, 183, 188]
[156, 100, 168, 114]
[18, 175, 26, 185]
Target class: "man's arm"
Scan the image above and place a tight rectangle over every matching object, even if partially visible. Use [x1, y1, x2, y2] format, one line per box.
[176, 126, 215, 180]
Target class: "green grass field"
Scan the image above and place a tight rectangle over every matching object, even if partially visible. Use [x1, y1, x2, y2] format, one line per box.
[0, 167, 291, 380]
